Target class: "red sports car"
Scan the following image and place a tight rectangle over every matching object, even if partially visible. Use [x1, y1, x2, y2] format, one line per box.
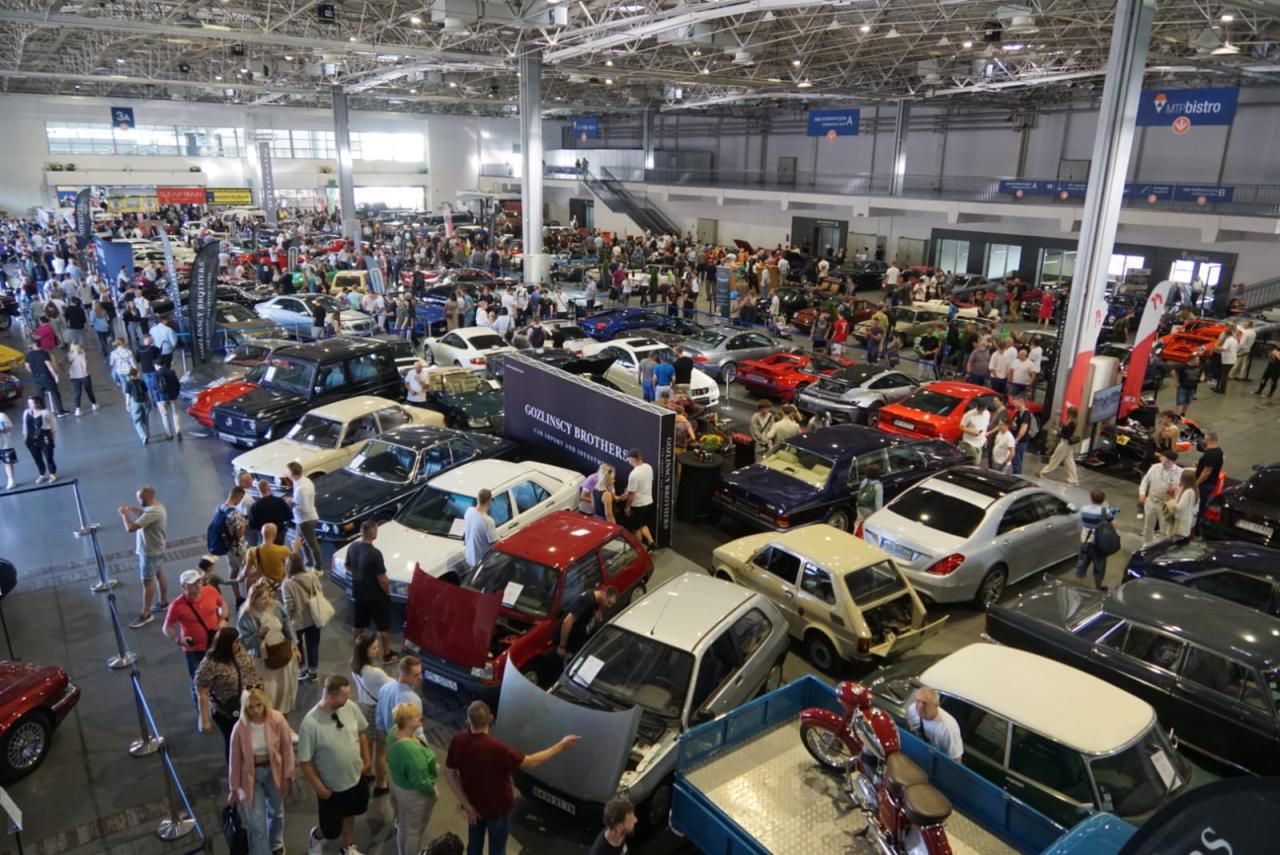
[0, 659, 80, 781]
[876, 380, 1041, 443]
[188, 371, 261, 427]
[403, 511, 652, 697]
[1158, 319, 1230, 363]
[736, 352, 854, 401]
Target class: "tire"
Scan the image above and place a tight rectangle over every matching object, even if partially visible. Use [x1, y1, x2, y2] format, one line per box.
[1, 712, 52, 781]
[800, 722, 854, 770]
[975, 565, 1008, 609]
[823, 507, 852, 532]
[0, 314, 10, 331]
[791, 382, 809, 404]
[454, 359, 464, 368]
[757, 656, 785, 697]
[621, 582, 645, 608]
[805, 631, 839, 673]
[721, 362, 737, 384]
[645, 782, 672, 828]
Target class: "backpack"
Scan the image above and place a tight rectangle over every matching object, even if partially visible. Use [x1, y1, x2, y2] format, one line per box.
[206, 505, 234, 556]
[1022, 409, 1040, 439]
[1094, 519, 1122, 556]
[856, 478, 880, 510]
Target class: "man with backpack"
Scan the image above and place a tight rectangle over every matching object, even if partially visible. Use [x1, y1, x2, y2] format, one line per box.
[154, 362, 184, 441]
[1076, 489, 1119, 590]
[1010, 397, 1038, 475]
[855, 463, 885, 525]
[207, 485, 248, 605]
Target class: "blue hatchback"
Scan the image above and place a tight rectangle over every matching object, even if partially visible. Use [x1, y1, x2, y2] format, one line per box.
[1123, 537, 1280, 617]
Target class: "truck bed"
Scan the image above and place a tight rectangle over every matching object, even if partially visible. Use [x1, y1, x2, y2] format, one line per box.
[685, 719, 1017, 855]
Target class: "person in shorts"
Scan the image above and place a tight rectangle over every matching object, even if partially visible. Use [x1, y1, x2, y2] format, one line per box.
[346, 521, 396, 662]
[120, 485, 169, 628]
[298, 675, 371, 855]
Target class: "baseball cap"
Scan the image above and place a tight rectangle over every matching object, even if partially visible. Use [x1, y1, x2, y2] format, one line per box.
[179, 569, 202, 586]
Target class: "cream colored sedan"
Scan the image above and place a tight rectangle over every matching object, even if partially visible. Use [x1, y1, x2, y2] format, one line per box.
[711, 524, 946, 671]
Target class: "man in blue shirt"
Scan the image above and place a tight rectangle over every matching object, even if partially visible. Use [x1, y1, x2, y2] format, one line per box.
[652, 358, 676, 401]
[375, 656, 424, 794]
[1077, 488, 1116, 590]
[463, 489, 497, 569]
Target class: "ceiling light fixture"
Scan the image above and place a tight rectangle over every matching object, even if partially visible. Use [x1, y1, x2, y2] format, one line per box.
[348, 35, 357, 42]
[73, 83, 81, 90]
[214, 73, 223, 80]
[701, 67, 711, 75]
[692, 48, 702, 57]
[859, 23, 871, 33]
[1220, 11, 1234, 22]
[115, 56, 125, 64]
[605, 77, 614, 85]
[448, 80, 458, 87]
[767, 77, 783, 83]
[284, 54, 294, 61]
[962, 39, 974, 48]
[797, 79, 812, 88]
[410, 15, 423, 24]
[605, 59, 613, 67]
[792, 57, 802, 66]
[885, 27, 900, 39]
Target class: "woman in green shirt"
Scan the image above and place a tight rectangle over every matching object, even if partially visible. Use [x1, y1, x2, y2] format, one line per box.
[387, 702, 438, 855]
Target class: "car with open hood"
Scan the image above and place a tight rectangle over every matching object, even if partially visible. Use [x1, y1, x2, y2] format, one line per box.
[1157, 318, 1230, 363]
[712, 524, 945, 670]
[504, 572, 789, 826]
[1200, 462, 1280, 548]
[796, 364, 920, 424]
[713, 423, 967, 532]
[416, 365, 504, 433]
[329, 459, 584, 602]
[403, 511, 653, 696]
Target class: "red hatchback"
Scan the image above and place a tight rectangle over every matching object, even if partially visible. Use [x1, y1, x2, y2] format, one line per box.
[0, 660, 80, 781]
[404, 511, 653, 697]
[737, 351, 854, 402]
[877, 381, 1027, 443]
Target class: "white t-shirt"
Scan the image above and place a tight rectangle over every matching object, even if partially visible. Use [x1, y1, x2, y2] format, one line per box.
[885, 266, 900, 286]
[906, 703, 964, 760]
[292, 476, 318, 523]
[1219, 336, 1238, 365]
[992, 429, 1015, 466]
[626, 462, 654, 508]
[0, 412, 13, 450]
[1028, 345, 1043, 372]
[960, 409, 990, 449]
[405, 370, 427, 403]
[1009, 357, 1034, 386]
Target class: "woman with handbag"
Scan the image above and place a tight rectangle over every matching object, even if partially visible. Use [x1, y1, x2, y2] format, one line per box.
[228, 687, 294, 855]
[281, 542, 332, 682]
[386, 702, 439, 855]
[236, 581, 301, 715]
[196, 627, 262, 758]
[350, 634, 393, 794]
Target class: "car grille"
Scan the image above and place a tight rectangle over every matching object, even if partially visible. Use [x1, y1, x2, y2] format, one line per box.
[218, 412, 254, 434]
[490, 414, 505, 434]
[348, 321, 373, 333]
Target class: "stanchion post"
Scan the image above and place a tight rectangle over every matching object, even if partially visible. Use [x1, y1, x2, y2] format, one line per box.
[105, 593, 138, 670]
[127, 673, 164, 756]
[154, 744, 195, 841]
[71, 480, 119, 592]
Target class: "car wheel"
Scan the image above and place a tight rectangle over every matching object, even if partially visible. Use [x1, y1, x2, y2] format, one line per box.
[621, 583, 645, 608]
[860, 402, 882, 426]
[454, 359, 464, 368]
[2, 712, 51, 781]
[645, 782, 672, 828]
[758, 656, 785, 697]
[792, 382, 809, 403]
[714, 569, 734, 582]
[721, 362, 737, 384]
[823, 507, 852, 532]
[805, 631, 839, 673]
[975, 565, 1008, 609]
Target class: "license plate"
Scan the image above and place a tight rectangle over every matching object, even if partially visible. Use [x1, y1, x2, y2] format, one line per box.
[218, 432, 238, 443]
[893, 419, 915, 430]
[531, 785, 576, 815]
[878, 537, 913, 560]
[1235, 519, 1274, 537]
[422, 670, 458, 691]
[1115, 434, 1130, 446]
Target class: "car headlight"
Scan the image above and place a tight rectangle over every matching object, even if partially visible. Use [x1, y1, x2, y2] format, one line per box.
[332, 556, 347, 577]
[470, 663, 495, 681]
[468, 416, 490, 428]
[389, 578, 408, 597]
[244, 419, 257, 431]
[341, 521, 359, 533]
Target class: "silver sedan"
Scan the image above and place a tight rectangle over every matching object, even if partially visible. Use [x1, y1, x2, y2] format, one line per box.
[678, 327, 790, 383]
[860, 467, 1083, 608]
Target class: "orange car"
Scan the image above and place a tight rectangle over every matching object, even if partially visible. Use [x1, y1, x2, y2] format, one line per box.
[877, 381, 1041, 443]
[1158, 319, 1229, 363]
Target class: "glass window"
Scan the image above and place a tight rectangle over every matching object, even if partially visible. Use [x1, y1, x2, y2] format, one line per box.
[1185, 572, 1274, 612]
[884, 445, 922, 473]
[1090, 727, 1187, 816]
[375, 406, 411, 431]
[489, 492, 513, 526]
[349, 440, 417, 482]
[1107, 254, 1146, 281]
[937, 239, 970, 275]
[997, 496, 1040, 534]
[985, 243, 1023, 279]
[1180, 646, 1264, 708]
[461, 551, 558, 617]
[730, 608, 773, 660]
[848, 449, 886, 484]
[346, 354, 382, 382]
[1169, 259, 1197, 285]
[954, 701, 1009, 761]
[755, 547, 801, 585]
[690, 630, 739, 711]
[261, 356, 317, 394]
[1009, 726, 1092, 803]
[511, 480, 550, 513]
[561, 556, 603, 603]
[1073, 611, 1123, 643]
[351, 131, 426, 163]
[316, 363, 346, 391]
[800, 563, 836, 605]
[343, 414, 379, 445]
[600, 537, 639, 576]
[288, 415, 344, 448]
[443, 437, 478, 464]
[845, 560, 907, 605]
[46, 122, 240, 157]
[567, 627, 694, 719]
[1119, 625, 1185, 672]
[886, 488, 985, 538]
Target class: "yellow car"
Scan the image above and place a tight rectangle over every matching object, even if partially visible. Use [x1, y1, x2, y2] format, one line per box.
[0, 344, 23, 373]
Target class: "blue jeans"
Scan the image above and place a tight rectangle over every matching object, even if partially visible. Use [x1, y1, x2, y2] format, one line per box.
[1076, 540, 1105, 584]
[298, 625, 321, 671]
[641, 380, 655, 402]
[184, 650, 203, 709]
[1012, 439, 1028, 474]
[247, 765, 284, 855]
[467, 814, 510, 855]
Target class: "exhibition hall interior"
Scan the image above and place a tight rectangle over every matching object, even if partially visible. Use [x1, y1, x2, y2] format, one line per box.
[4, 0, 1280, 854]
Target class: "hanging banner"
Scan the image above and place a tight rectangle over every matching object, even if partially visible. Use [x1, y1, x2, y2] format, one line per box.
[158, 232, 183, 326]
[1059, 269, 1113, 422]
[56, 187, 83, 206]
[110, 106, 135, 131]
[205, 188, 254, 206]
[1136, 87, 1238, 130]
[1122, 183, 1175, 201]
[1172, 184, 1235, 204]
[1118, 279, 1175, 419]
[74, 189, 93, 249]
[106, 193, 159, 214]
[570, 117, 600, 140]
[806, 108, 861, 137]
[189, 240, 221, 366]
[156, 187, 207, 206]
[256, 139, 278, 227]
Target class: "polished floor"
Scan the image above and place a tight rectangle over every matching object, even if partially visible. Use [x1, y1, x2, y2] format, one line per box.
[0, 310, 1269, 855]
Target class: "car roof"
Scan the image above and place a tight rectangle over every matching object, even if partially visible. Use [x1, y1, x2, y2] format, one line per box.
[788, 423, 909, 458]
[427, 459, 576, 495]
[827, 364, 892, 384]
[1108, 579, 1280, 670]
[917, 380, 995, 399]
[922, 644, 1156, 755]
[611, 337, 663, 350]
[494, 511, 622, 571]
[375, 424, 461, 450]
[452, 326, 503, 339]
[773, 525, 893, 574]
[613, 572, 755, 651]
[306, 395, 401, 420]
[924, 467, 1031, 501]
[273, 338, 384, 360]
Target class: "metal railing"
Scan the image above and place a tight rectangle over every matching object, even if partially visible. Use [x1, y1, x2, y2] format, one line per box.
[1237, 275, 1280, 311]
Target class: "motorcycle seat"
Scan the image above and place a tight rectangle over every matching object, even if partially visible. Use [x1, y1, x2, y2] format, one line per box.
[903, 783, 953, 826]
[885, 752, 929, 790]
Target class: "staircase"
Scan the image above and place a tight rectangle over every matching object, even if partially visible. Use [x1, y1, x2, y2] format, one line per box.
[582, 167, 680, 236]
[1235, 275, 1280, 312]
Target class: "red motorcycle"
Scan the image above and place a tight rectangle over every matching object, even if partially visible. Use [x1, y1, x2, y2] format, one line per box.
[801, 681, 954, 855]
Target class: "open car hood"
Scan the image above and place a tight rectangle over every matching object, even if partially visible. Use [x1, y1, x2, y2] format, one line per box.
[493, 663, 642, 805]
[732, 239, 754, 252]
[404, 567, 500, 668]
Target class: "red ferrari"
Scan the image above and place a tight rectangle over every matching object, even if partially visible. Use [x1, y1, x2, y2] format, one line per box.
[736, 352, 854, 401]
[876, 381, 1041, 443]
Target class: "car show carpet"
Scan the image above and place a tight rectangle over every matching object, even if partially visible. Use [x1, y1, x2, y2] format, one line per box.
[685, 720, 1017, 855]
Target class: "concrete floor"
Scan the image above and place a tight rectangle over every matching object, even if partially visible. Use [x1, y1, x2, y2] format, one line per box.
[0, 307, 1268, 855]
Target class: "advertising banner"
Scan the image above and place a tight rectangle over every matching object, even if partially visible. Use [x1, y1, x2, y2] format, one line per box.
[74, 188, 93, 249]
[1123, 183, 1174, 201]
[502, 353, 675, 548]
[716, 265, 732, 320]
[56, 187, 83, 206]
[157, 232, 183, 325]
[571, 117, 600, 140]
[96, 242, 135, 299]
[205, 188, 254, 206]
[155, 187, 207, 206]
[1119, 279, 1175, 419]
[106, 193, 159, 214]
[1172, 184, 1235, 203]
[998, 179, 1087, 196]
[1136, 87, 1238, 130]
[1000, 179, 1232, 204]
[806, 108, 861, 137]
[110, 106, 135, 131]
[189, 241, 221, 365]
[256, 139, 278, 226]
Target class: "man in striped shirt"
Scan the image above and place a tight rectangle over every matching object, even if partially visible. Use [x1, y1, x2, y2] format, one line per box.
[1076, 489, 1116, 589]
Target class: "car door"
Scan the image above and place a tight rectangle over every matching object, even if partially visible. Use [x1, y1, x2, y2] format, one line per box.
[744, 546, 803, 634]
[796, 561, 854, 653]
[937, 696, 1011, 799]
[1090, 621, 1182, 713]
[1172, 644, 1278, 767]
[993, 496, 1042, 581]
[605, 347, 639, 395]
[1006, 725, 1095, 827]
[279, 298, 307, 326]
[487, 488, 517, 537]
[598, 535, 645, 610]
[1030, 493, 1082, 568]
[510, 479, 554, 521]
[436, 332, 464, 364]
[881, 444, 925, 496]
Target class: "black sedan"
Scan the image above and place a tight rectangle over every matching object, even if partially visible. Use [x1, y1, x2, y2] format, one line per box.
[1202, 464, 1280, 548]
[1124, 538, 1280, 617]
[843, 260, 888, 292]
[754, 287, 816, 322]
[313, 425, 516, 541]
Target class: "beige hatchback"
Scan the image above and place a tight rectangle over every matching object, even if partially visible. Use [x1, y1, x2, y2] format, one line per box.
[711, 524, 946, 671]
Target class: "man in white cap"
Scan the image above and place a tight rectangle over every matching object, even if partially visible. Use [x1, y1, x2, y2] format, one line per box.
[162, 569, 227, 707]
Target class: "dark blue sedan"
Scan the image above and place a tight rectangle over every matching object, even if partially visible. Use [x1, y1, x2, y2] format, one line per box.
[1123, 537, 1280, 617]
[577, 307, 703, 341]
[712, 424, 968, 532]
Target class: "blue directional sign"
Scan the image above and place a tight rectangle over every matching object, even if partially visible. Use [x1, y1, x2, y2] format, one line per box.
[571, 117, 600, 139]
[1136, 87, 1238, 129]
[111, 106, 135, 131]
[807, 108, 861, 137]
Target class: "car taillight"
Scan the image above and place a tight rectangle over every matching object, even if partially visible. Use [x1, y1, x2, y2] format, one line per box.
[926, 554, 965, 575]
[470, 357, 486, 365]
[693, 355, 709, 362]
[594, 322, 607, 330]
[1204, 505, 1222, 522]
[858, 637, 871, 654]
[855, 522, 864, 538]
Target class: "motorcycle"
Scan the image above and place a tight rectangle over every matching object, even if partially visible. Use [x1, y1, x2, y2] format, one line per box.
[800, 682, 954, 855]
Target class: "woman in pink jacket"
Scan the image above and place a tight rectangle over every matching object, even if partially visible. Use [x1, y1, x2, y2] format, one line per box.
[228, 687, 295, 855]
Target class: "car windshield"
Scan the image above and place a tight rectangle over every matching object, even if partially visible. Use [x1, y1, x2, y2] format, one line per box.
[687, 330, 727, 347]
[439, 372, 486, 394]
[845, 560, 908, 605]
[287, 414, 345, 448]
[466, 334, 507, 351]
[230, 343, 271, 363]
[396, 486, 475, 537]
[900, 389, 962, 416]
[459, 551, 559, 618]
[349, 440, 417, 483]
[217, 305, 257, 323]
[638, 346, 677, 363]
[305, 296, 339, 313]
[1243, 472, 1280, 507]
[261, 356, 316, 394]
[888, 488, 985, 537]
[760, 444, 835, 488]
[1089, 726, 1188, 817]
[556, 327, 589, 341]
[1152, 540, 1216, 563]
[802, 353, 842, 375]
[566, 626, 694, 719]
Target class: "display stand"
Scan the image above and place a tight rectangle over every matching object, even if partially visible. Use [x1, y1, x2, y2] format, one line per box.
[0, 786, 23, 855]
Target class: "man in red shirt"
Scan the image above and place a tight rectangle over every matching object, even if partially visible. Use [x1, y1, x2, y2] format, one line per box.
[162, 569, 226, 706]
[830, 314, 850, 358]
[443, 700, 580, 855]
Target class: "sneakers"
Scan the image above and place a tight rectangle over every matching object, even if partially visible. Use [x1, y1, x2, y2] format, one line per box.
[47, 474, 57, 483]
[4, 481, 14, 491]
[34, 475, 47, 484]
[74, 408, 81, 417]
[340, 846, 365, 855]
[151, 600, 169, 613]
[307, 828, 323, 855]
[55, 411, 69, 419]
[91, 403, 99, 412]
[128, 613, 154, 629]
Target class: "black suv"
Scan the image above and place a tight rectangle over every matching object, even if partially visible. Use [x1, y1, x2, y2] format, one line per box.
[211, 338, 405, 447]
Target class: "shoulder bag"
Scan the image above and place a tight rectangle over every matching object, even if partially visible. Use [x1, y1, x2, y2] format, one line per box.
[306, 575, 336, 627]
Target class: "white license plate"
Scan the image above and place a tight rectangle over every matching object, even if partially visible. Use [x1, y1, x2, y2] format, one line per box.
[893, 419, 916, 430]
[531, 785, 576, 815]
[218, 432, 238, 443]
[1235, 519, 1274, 537]
[878, 537, 913, 560]
[422, 670, 458, 691]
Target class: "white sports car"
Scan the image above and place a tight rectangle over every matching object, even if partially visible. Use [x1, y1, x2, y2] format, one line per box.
[580, 336, 721, 409]
[231, 395, 443, 490]
[329, 458, 585, 601]
[426, 326, 516, 370]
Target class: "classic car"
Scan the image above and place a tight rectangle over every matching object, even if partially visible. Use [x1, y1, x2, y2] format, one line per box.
[188, 370, 262, 427]
[577, 307, 682, 341]
[418, 366, 504, 432]
[0, 659, 81, 781]
[735, 351, 854, 402]
[255, 294, 375, 338]
[712, 424, 968, 532]
[519, 319, 594, 356]
[854, 302, 992, 346]
[790, 298, 877, 334]
[869, 643, 1195, 828]
[1123, 537, 1280, 617]
[711, 525, 945, 669]
[230, 396, 443, 489]
[210, 338, 407, 447]
[796, 364, 920, 424]
[405, 511, 653, 696]
[329, 459, 584, 602]
[1201, 463, 1280, 548]
[508, 572, 789, 826]
[212, 301, 285, 346]
[985, 578, 1280, 775]
[676, 327, 789, 383]
[178, 337, 293, 405]
[1157, 319, 1230, 363]
[0, 373, 21, 406]
[845, 259, 889, 292]
[0, 344, 22, 374]
[313, 426, 516, 541]
[876, 381, 1039, 443]
[580, 337, 721, 410]
[215, 281, 275, 308]
[753, 287, 816, 321]
[861, 467, 1082, 607]
[425, 327, 516, 370]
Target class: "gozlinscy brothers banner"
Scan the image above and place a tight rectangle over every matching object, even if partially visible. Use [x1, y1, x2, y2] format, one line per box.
[74, 188, 93, 249]
[189, 241, 221, 365]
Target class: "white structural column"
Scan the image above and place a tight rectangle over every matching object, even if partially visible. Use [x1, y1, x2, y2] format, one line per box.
[1050, 0, 1155, 420]
[330, 84, 360, 252]
[890, 100, 911, 196]
[519, 48, 549, 283]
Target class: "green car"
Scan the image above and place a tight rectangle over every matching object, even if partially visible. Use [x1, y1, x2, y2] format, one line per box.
[423, 367, 505, 434]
